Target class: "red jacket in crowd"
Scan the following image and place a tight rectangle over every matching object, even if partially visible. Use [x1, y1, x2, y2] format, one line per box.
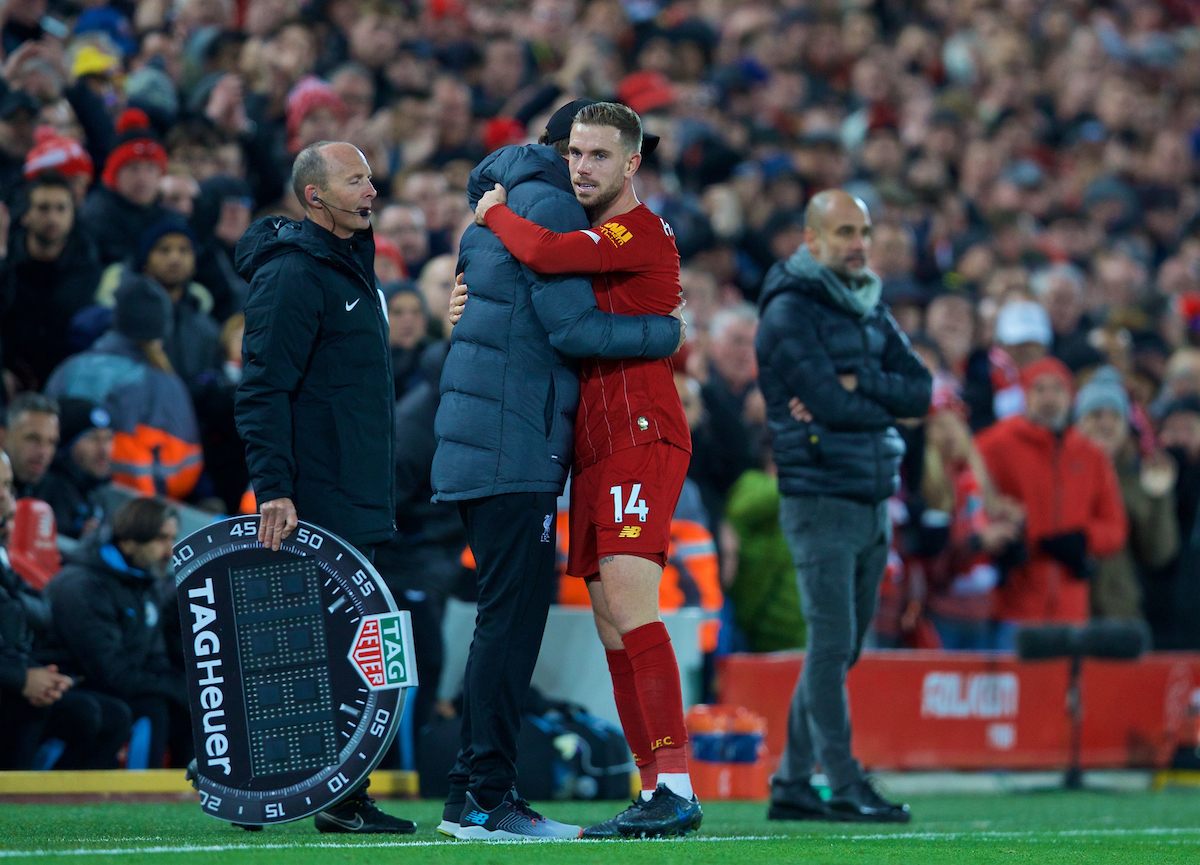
[976, 415, 1127, 624]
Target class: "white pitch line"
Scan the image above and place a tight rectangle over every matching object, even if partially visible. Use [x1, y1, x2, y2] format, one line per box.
[2, 828, 1200, 858]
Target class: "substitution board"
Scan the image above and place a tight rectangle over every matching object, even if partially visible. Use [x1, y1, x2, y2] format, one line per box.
[173, 516, 416, 825]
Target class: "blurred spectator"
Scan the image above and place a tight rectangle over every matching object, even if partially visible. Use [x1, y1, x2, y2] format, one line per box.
[78, 109, 169, 265]
[136, 216, 223, 394]
[2, 391, 58, 497]
[374, 235, 407, 282]
[694, 303, 762, 523]
[158, 171, 200, 218]
[190, 175, 252, 322]
[1155, 396, 1200, 649]
[0, 172, 102, 390]
[920, 394, 1024, 650]
[32, 397, 113, 540]
[976, 358, 1128, 645]
[44, 274, 203, 501]
[22, 127, 94, 205]
[0, 91, 40, 200]
[43, 497, 190, 769]
[1031, 264, 1090, 361]
[377, 202, 430, 277]
[722, 453, 804, 653]
[375, 338, 461, 735]
[1075, 368, 1178, 622]
[417, 253, 457, 338]
[0, 450, 130, 769]
[385, 282, 433, 402]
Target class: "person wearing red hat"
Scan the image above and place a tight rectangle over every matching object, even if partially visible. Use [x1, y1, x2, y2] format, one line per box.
[78, 108, 169, 265]
[285, 76, 348, 154]
[975, 356, 1128, 644]
[23, 127, 94, 205]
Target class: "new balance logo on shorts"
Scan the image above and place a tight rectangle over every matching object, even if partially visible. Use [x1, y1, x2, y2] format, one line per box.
[464, 810, 489, 826]
[618, 526, 641, 538]
[540, 514, 553, 543]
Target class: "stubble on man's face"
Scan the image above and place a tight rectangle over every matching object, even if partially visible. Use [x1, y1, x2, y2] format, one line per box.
[569, 124, 631, 221]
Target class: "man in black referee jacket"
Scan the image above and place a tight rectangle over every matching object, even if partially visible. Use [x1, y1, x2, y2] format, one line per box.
[234, 140, 415, 834]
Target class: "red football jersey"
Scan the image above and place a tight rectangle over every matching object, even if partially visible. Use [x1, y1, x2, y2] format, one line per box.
[486, 202, 692, 467]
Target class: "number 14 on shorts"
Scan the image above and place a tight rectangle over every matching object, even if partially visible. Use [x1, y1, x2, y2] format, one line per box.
[610, 484, 649, 523]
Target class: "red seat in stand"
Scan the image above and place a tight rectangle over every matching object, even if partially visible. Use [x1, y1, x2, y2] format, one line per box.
[8, 498, 62, 590]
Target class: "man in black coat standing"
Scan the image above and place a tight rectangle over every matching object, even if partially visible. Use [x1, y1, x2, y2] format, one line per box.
[234, 140, 414, 835]
[756, 190, 931, 824]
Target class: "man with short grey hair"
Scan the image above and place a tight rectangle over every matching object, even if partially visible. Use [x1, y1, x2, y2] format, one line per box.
[756, 189, 930, 824]
[234, 140, 416, 834]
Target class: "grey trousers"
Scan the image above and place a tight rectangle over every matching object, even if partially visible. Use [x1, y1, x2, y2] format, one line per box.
[773, 494, 890, 793]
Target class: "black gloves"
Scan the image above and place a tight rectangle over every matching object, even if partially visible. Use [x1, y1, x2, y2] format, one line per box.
[1039, 531, 1090, 579]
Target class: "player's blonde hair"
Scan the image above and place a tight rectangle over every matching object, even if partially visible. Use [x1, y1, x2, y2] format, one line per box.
[573, 102, 643, 157]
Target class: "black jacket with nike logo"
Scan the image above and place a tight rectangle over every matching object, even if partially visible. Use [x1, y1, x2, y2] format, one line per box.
[234, 216, 395, 546]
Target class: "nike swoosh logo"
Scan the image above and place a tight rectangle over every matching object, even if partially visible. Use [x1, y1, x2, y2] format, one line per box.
[345, 299, 360, 311]
[322, 812, 364, 830]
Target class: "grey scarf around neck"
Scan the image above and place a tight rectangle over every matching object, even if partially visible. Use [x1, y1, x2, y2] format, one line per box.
[783, 244, 883, 320]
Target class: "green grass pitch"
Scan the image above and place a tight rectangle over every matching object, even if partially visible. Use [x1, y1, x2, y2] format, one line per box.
[0, 791, 1197, 864]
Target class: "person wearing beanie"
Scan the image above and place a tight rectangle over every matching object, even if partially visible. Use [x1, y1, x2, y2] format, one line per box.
[0, 172, 102, 389]
[1074, 367, 1178, 622]
[975, 355, 1128, 640]
[373, 234, 407, 282]
[23, 127, 94, 205]
[78, 108, 169, 265]
[134, 216, 223, 395]
[285, 76, 348, 154]
[31, 398, 114, 539]
[44, 273, 203, 501]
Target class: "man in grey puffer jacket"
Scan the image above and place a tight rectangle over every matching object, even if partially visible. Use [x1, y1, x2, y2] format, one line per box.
[756, 190, 931, 825]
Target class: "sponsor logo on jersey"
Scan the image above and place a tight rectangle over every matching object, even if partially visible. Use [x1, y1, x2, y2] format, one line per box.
[599, 221, 633, 246]
[618, 526, 642, 538]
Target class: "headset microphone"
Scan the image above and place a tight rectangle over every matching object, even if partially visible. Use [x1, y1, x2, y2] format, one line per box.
[311, 195, 371, 218]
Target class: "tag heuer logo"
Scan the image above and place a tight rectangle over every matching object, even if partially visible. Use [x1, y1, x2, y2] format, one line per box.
[349, 612, 418, 691]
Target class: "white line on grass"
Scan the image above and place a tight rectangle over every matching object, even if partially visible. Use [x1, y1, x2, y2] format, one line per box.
[3, 828, 1200, 858]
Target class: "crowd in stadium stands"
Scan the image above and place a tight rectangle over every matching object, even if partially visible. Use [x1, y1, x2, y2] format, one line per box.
[5, 0, 1200, 767]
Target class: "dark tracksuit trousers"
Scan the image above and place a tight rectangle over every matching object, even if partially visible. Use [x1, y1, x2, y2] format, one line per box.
[446, 492, 558, 812]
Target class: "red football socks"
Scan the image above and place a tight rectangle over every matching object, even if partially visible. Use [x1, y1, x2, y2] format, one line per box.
[622, 622, 689, 776]
[605, 649, 657, 792]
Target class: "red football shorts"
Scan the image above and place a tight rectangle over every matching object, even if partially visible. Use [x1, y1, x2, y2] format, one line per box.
[567, 440, 690, 580]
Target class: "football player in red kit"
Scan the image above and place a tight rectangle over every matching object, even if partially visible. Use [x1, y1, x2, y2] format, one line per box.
[474, 101, 700, 839]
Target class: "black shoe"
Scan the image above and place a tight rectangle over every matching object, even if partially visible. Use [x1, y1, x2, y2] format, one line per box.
[767, 780, 835, 821]
[314, 787, 418, 834]
[582, 798, 647, 839]
[456, 790, 581, 839]
[827, 778, 911, 824]
[614, 785, 702, 838]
